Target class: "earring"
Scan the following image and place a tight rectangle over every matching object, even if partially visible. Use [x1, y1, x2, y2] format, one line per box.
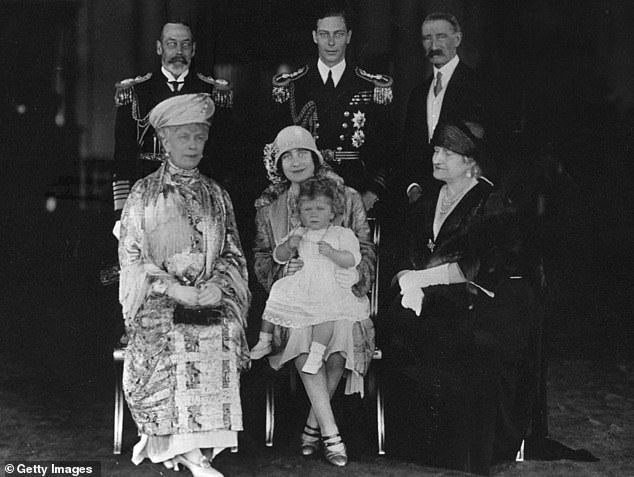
[466, 168, 472, 178]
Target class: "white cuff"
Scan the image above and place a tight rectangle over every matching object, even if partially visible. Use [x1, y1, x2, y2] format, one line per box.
[112, 220, 121, 240]
[406, 183, 422, 196]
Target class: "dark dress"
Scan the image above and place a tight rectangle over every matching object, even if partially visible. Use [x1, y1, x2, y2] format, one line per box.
[380, 180, 540, 475]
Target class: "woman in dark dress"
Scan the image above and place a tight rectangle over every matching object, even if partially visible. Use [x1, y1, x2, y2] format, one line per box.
[381, 120, 539, 475]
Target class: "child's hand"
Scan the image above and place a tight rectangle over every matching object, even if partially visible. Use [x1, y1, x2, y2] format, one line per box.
[317, 241, 335, 258]
[286, 234, 302, 251]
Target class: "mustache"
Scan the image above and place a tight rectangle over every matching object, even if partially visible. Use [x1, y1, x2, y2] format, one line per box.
[427, 49, 444, 58]
[169, 56, 189, 64]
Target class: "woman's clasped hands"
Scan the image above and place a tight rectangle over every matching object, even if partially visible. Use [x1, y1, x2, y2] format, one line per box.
[167, 282, 223, 307]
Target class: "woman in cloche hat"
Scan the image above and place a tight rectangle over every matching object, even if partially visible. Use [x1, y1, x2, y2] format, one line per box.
[252, 125, 376, 467]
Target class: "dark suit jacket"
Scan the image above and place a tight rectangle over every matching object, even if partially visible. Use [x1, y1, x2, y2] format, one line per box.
[396, 61, 501, 197]
[270, 61, 394, 197]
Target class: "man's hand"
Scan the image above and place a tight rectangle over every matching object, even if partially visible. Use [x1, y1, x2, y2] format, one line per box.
[335, 268, 359, 288]
[198, 283, 223, 307]
[112, 220, 121, 240]
[167, 284, 199, 307]
[286, 258, 304, 276]
[362, 191, 379, 211]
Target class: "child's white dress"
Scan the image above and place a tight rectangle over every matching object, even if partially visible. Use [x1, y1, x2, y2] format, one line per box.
[262, 225, 370, 327]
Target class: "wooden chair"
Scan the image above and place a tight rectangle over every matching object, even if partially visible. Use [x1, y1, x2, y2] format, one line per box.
[113, 343, 125, 455]
[265, 217, 385, 455]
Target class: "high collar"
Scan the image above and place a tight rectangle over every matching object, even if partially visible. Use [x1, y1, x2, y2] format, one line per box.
[161, 66, 190, 82]
[432, 54, 460, 81]
[165, 159, 199, 178]
[317, 58, 346, 87]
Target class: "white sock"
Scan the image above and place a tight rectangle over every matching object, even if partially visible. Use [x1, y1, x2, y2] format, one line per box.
[258, 331, 272, 343]
[251, 332, 274, 359]
[302, 342, 326, 374]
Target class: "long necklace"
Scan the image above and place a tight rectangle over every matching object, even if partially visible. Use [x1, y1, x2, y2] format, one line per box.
[305, 224, 332, 243]
[438, 181, 472, 215]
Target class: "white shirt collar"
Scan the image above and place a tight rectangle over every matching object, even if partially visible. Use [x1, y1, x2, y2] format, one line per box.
[317, 58, 346, 87]
[161, 66, 190, 83]
[432, 54, 459, 83]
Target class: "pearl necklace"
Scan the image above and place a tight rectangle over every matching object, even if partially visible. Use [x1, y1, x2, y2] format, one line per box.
[304, 224, 332, 243]
[438, 181, 473, 215]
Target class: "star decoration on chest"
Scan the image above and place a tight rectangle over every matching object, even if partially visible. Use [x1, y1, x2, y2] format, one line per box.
[352, 111, 366, 129]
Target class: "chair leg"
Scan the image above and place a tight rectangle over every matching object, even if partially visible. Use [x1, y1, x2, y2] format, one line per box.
[515, 439, 525, 462]
[376, 372, 386, 455]
[113, 359, 124, 455]
[265, 378, 275, 447]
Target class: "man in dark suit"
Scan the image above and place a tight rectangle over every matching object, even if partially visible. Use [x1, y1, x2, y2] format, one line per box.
[270, 2, 394, 211]
[399, 12, 496, 203]
[111, 21, 232, 236]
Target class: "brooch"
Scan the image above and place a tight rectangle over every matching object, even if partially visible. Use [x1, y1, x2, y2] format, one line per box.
[427, 239, 435, 252]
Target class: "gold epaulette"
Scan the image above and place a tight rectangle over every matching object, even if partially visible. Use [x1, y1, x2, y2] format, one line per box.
[197, 73, 233, 108]
[355, 67, 394, 105]
[271, 65, 309, 104]
[114, 72, 152, 106]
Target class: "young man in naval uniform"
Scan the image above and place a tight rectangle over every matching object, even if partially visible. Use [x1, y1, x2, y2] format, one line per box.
[111, 21, 233, 236]
[270, 2, 394, 211]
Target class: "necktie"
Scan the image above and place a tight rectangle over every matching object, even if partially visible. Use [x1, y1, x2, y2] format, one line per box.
[433, 72, 443, 97]
[168, 81, 181, 93]
[325, 70, 335, 89]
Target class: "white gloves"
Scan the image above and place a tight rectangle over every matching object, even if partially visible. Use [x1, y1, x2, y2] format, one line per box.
[112, 220, 121, 240]
[398, 265, 450, 290]
[335, 268, 359, 288]
[401, 287, 424, 316]
[398, 265, 451, 316]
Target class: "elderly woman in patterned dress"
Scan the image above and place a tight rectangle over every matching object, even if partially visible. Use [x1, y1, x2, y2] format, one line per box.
[118, 93, 250, 477]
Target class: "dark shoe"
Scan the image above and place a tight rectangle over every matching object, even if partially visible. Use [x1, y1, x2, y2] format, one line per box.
[322, 433, 348, 467]
[301, 423, 321, 456]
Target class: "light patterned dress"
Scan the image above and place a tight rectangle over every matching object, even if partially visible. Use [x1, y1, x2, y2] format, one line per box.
[118, 160, 250, 463]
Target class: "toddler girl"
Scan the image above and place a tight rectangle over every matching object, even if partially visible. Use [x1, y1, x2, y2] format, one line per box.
[251, 176, 369, 374]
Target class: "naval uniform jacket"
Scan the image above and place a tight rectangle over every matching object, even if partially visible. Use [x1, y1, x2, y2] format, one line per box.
[270, 62, 394, 197]
[112, 68, 233, 217]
